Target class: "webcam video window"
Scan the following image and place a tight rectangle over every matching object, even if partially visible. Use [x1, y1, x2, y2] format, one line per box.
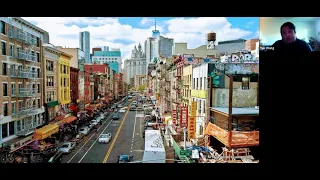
[259, 17, 320, 52]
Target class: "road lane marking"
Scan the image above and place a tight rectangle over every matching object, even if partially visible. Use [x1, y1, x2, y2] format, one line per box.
[78, 118, 114, 163]
[67, 113, 114, 163]
[102, 105, 131, 163]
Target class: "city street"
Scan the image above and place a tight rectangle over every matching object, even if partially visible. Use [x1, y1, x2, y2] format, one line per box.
[61, 109, 128, 163]
[104, 105, 145, 163]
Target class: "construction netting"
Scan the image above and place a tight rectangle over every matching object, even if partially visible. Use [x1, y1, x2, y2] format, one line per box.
[204, 122, 259, 148]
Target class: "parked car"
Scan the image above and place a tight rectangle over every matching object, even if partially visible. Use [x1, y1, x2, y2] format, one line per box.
[58, 142, 76, 154]
[47, 151, 63, 163]
[100, 114, 105, 119]
[104, 112, 109, 116]
[113, 113, 120, 120]
[98, 133, 112, 143]
[89, 120, 99, 128]
[79, 126, 90, 135]
[137, 107, 143, 111]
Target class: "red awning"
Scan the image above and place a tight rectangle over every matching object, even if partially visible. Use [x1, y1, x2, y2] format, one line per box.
[85, 106, 95, 111]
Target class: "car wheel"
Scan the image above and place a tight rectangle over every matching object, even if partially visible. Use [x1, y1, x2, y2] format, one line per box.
[60, 157, 62, 162]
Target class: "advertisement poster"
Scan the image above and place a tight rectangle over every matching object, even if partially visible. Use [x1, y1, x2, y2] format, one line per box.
[189, 102, 197, 139]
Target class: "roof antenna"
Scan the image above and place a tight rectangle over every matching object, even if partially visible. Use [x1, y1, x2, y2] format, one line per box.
[155, 18, 157, 31]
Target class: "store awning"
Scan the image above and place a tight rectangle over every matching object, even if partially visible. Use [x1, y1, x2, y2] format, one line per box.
[85, 105, 96, 111]
[62, 116, 77, 124]
[34, 124, 59, 140]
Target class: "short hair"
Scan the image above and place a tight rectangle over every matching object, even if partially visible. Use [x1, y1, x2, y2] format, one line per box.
[281, 22, 296, 34]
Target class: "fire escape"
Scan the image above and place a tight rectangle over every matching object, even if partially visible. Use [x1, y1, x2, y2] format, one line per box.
[174, 56, 183, 105]
[8, 23, 41, 136]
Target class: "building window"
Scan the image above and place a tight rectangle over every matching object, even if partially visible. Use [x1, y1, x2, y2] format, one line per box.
[37, 52, 40, 62]
[3, 103, 8, 116]
[18, 101, 23, 111]
[9, 44, 14, 56]
[2, 62, 7, 75]
[11, 83, 15, 95]
[37, 99, 40, 108]
[46, 61, 54, 71]
[36, 37, 40, 47]
[11, 102, 16, 114]
[37, 84, 40, 93]
[47, 76, 54, 86]
[0, 21, 5, 34]
[2, 123, 8, 138]
[3, 82, 8, 96]
[9, 121, 14, 136]
[2, 41, 7, 55]
[47, 91, 54, 102]
[200, 77, 202, 90]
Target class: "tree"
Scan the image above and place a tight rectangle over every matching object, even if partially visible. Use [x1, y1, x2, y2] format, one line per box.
[138, 85, 146, 92]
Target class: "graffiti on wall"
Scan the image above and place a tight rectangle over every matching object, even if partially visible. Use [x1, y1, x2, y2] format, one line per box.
[224, 63, 259, 74]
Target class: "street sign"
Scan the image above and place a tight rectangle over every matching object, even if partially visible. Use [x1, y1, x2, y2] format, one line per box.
[180, 150, 192, 156]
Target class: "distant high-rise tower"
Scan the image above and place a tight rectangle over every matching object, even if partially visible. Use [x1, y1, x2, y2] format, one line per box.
[79, 31, 91, 63]
[152, 19, 160, 39]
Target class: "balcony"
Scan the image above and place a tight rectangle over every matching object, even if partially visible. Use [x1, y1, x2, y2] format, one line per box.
[10, 70, 38, 79]
[12, 88, 38, 97]
[9, 29, 37, 45]
[12, 105, 41, 117]
[16, 118, 34, 136]
[11, 51, 38, 62]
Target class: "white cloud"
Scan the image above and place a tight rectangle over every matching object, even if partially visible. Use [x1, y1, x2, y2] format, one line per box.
[22, 17, 256, 64]
[140, 17, 154, 26]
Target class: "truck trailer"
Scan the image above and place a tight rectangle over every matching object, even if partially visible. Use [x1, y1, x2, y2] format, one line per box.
[142, 130, 166, 163]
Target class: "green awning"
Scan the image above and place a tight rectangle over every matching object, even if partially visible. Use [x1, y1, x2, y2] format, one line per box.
[47, 101, 59, 107]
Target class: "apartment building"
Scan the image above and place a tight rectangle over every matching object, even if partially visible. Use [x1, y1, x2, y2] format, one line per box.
[0, 17, 48, 148]
[58, 52, 72, 113]
[43, 44, 61, 123]
[182, 64, 192, 114]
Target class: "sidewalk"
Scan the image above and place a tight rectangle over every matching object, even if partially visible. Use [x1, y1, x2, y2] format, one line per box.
[163, 133, 174, 163]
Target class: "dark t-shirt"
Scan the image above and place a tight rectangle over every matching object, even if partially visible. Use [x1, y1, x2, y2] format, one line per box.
[272, 39, 313, 53]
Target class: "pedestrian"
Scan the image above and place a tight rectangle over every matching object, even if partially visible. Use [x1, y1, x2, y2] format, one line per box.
[99, 121, 102, 126]
[93, 126, 97, 133]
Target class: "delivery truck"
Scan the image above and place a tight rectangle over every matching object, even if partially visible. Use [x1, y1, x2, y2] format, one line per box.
[142, 130, 166, 163]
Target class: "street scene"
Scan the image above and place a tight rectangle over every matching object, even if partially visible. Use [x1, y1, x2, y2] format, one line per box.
[0, 17, 262, 163]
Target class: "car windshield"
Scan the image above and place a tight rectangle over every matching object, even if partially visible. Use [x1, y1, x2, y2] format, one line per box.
[61, 144, 69, 148]
[101, 135, 108, 138]
[80, 128, 85, 131]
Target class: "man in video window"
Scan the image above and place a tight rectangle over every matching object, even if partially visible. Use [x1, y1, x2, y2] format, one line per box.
[272, 22, 313, 52]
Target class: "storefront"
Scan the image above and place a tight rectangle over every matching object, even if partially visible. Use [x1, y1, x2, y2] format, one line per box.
[46, 100, 59, 123]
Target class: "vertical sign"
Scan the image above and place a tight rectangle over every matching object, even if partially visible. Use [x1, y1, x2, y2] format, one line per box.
[172, 110, 177, 125]
[188, 102, 197, 139]
[180, 106, 188, 128]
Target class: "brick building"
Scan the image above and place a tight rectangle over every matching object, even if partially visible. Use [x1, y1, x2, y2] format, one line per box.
[70, 67, 79, 115]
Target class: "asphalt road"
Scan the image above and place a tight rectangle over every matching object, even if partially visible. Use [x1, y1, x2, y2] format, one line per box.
[61, 105, 129, 163]
[104, 104, 145, 163]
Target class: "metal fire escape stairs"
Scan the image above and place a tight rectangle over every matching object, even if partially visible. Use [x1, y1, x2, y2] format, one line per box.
[7, 19, 39, 136]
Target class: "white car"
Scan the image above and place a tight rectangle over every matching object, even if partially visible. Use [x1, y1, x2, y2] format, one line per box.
[119, 108, 126, 113]
[79, 126, 90, 135]
[99, 133, 112, 143]
[89, 120, 99, 128]
[100, 114, 105, 119]
[58, 142, 76, 154]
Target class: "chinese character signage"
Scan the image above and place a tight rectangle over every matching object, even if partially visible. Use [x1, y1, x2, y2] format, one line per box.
[191, 102, 197, 117]
[180, 106, 188, 128]
[189, 102, 197, 139]
[172, 110, 177, 125]
[188, 116, 196, 139]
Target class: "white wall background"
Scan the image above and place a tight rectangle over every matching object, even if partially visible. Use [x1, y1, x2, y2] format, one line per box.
[260, 17, 320, 46]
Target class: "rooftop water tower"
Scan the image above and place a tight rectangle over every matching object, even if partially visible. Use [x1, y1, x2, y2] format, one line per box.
[206, 31, 216, 49]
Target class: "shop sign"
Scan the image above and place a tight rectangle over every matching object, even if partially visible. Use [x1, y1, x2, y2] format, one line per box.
[180, 106, 188, 128]
[188, 116, 196, 139]
[172, 110, 177, 125]
[191, 102, 197, 117]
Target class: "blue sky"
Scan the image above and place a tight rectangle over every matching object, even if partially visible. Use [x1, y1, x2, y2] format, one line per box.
[23, 17, 259, 60]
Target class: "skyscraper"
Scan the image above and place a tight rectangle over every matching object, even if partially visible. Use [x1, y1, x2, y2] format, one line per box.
[79, 31, 90, 63]
[144, 20, 174, 72]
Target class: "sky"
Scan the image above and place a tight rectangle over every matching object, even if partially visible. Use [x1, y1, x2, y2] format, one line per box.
[23, 17, 259, 61]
